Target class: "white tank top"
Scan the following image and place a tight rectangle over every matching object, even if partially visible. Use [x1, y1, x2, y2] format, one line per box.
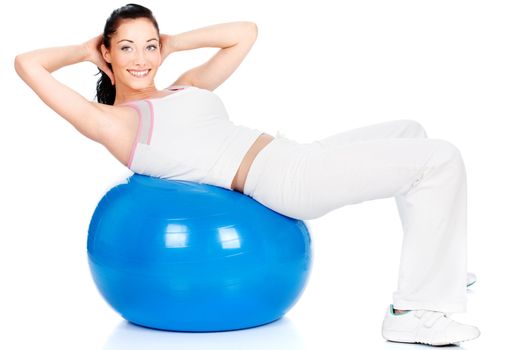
[124, 86, 263, 190]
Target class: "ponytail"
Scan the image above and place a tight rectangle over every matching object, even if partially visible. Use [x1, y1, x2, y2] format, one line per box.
[95, 66, 115, 105]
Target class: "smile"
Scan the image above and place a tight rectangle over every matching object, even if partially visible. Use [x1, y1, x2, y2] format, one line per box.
[127, 69, 151, 78]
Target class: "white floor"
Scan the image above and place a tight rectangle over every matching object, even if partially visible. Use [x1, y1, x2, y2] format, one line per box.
[1, 192, 519, 349]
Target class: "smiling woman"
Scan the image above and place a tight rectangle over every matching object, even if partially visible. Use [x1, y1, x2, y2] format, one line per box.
[14, 3, 261, 167]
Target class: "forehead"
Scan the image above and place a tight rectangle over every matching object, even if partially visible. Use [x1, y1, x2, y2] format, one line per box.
[114, 18, 158, 40]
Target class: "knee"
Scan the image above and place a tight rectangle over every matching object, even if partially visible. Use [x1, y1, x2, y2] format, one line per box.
[398, 119, 428, 139]
[430, 139, 465, 169]
[437, 139, 463, 158]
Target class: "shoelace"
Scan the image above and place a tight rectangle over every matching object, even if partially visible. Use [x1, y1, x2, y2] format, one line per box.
[414, 310, 449, 328]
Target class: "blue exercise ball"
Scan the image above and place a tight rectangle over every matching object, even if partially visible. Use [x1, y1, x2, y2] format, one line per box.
[87, 174, 312, 332]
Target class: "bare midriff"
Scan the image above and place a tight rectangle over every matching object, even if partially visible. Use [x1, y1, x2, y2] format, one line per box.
[231, 133, 275, 193]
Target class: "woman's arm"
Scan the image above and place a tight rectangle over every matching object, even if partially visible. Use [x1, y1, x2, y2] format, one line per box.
[14, 36, 114, 143]
[161, 21, 258, 91]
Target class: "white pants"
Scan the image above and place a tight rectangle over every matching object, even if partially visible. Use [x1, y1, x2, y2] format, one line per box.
[244, 119, 468, 313]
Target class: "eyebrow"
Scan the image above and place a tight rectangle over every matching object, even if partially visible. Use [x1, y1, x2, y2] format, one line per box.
[117, 38, 159, 44]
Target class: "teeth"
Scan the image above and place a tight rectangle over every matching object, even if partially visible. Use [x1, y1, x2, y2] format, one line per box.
[128, 69, 149, 78]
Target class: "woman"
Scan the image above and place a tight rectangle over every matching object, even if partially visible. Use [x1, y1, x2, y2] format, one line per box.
[14, 3, 480, 346]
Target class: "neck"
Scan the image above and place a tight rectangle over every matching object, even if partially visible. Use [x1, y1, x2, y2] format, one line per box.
[113, 82, 159, 105]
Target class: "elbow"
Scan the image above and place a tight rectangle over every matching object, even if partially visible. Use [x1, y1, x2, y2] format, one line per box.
[240, 21, 258, 40]
[15, 54, 24, 76]
[14, 54, 29, 78]
[249, 22, 257, 35]
[14, 53, 40, 81]
[249, 22, 258, 39]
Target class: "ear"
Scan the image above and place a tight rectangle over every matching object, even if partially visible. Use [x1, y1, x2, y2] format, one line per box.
[101, 44, 111, 64]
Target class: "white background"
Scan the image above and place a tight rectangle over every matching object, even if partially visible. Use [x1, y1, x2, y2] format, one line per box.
[2, 0, 524, 348]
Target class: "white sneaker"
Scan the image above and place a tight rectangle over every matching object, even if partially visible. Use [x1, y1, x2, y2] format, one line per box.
[382, 305, 480, 346]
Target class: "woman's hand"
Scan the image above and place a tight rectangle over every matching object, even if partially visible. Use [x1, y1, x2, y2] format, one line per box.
[83, 34, 115, 85]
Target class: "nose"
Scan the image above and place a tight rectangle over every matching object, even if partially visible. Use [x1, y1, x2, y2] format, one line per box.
[133, 50, 147, 66]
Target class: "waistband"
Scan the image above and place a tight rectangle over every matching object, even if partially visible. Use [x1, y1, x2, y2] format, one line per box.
[243, 136, 300, 197]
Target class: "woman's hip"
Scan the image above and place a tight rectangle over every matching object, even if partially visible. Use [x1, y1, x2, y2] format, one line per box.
[243, 136, 315, 220]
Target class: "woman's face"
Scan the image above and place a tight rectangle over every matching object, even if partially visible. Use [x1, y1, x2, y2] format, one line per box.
[103, 17, 161, 91]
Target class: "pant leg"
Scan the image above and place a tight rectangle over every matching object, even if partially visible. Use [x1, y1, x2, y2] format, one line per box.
[313, 120, 467, 312]
[392, 146, 468, 314]
[244, 119, 468, 313]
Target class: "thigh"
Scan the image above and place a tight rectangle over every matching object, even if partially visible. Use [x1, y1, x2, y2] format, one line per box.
[246, 133, 446, 221]
[314, 119, 427, 148]
[295, 137, 448, 218]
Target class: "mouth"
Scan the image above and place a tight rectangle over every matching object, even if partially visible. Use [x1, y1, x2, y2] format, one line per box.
[127, 69, 151, 78]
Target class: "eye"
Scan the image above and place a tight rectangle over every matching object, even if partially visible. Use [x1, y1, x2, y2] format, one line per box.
[120, 46, 132, 52]
[147, 44, 158, 51]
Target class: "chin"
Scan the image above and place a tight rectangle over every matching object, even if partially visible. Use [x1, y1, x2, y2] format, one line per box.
[117, 78, 153, 91]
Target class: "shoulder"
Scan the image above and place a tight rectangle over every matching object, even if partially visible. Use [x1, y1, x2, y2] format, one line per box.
[92, 101, 140, 167]
[91, 101, 138, 137]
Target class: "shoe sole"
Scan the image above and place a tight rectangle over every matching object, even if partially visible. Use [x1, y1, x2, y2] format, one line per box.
[382, 329, 480, 346]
